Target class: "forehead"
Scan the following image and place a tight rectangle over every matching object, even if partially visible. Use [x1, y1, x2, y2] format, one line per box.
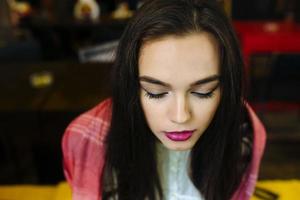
[138, 33, 220, 85]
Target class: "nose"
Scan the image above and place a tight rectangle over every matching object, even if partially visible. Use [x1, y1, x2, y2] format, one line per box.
[170, 96, 191, 124]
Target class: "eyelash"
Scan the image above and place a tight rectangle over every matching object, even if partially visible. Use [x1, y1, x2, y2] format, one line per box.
[144, 92, 167, 99]
[144, 90, 214, 100]
[191, 91, 214, 99]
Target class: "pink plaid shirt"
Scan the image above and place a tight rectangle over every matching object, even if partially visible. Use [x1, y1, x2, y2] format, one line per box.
[62, 98, 266, 200]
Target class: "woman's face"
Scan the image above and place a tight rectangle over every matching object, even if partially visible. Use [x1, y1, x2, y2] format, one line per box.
[139, 33, 221, 151]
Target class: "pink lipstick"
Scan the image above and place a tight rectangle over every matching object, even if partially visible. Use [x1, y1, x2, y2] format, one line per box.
[164, 130, 195, 141]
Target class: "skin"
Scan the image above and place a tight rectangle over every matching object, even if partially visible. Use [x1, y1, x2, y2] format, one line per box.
[139, 32, 221, 151]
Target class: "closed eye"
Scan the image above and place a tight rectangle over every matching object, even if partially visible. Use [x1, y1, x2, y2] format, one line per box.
[191, 91, 214, 99]
[142, 84, 219, 100]
[144, 91, 168, 99]
[191, 84, 219, 99]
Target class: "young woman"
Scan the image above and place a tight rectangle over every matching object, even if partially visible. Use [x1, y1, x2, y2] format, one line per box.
[62, 0, 266, 199]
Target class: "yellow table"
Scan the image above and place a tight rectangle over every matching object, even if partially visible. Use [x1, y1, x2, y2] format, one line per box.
[251, 180, 300, 200]
[0, 180, 299, 200]
[0, 182, 71, 200]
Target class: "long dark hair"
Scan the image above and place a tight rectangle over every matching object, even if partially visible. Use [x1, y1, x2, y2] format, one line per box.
[104, 0, 246, 199]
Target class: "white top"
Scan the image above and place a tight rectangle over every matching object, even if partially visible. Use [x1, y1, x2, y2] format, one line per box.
[156, 142, 204, 200]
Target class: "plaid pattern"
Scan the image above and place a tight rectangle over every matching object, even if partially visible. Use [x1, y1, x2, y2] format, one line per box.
[62, 99, 112, 200]
[62, 99, 266, 200]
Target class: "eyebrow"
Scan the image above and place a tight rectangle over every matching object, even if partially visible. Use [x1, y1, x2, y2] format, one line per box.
[139, 74, 220, 88]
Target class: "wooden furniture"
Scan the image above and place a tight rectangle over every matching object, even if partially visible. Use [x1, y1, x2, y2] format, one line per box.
[234, 21, 300, 112]
[234, 21, 300, 73]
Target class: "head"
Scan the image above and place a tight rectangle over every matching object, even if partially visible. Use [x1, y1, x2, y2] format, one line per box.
[139, 33, 221, 151]
[106, 0, 245, 199]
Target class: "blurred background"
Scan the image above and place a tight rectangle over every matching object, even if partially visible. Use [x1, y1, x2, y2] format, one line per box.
[0, 0, 300, 198]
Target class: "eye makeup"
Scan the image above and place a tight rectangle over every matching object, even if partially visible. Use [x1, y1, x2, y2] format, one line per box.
[191, 83, 219, 99]
[142, 83, 219, 100]
[140, 85, 168, 99]
[144, 91, 168, 99]
[139, 76, 220, 100]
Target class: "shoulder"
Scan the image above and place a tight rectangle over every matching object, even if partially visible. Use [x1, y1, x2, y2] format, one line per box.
[62, 98, 112, 200]
[64, 98, 112, 147]
[244, 103, 266, 157]
[232, 103, 267, 200]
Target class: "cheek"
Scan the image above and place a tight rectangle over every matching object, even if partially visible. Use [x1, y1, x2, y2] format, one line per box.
[193, 90, 221, 126]
[140, 96, 165, 131]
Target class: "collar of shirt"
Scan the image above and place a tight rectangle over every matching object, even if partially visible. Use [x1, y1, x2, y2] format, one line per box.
[156, 142, 204, 200]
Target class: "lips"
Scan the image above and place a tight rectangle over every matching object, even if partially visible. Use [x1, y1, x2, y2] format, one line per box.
[164, 130, 195, 141]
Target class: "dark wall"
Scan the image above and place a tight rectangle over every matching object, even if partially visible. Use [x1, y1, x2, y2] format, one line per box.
[0, 62, 112, 184]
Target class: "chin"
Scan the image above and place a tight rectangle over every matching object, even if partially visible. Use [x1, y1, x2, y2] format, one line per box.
[164, 141, 194, 151]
